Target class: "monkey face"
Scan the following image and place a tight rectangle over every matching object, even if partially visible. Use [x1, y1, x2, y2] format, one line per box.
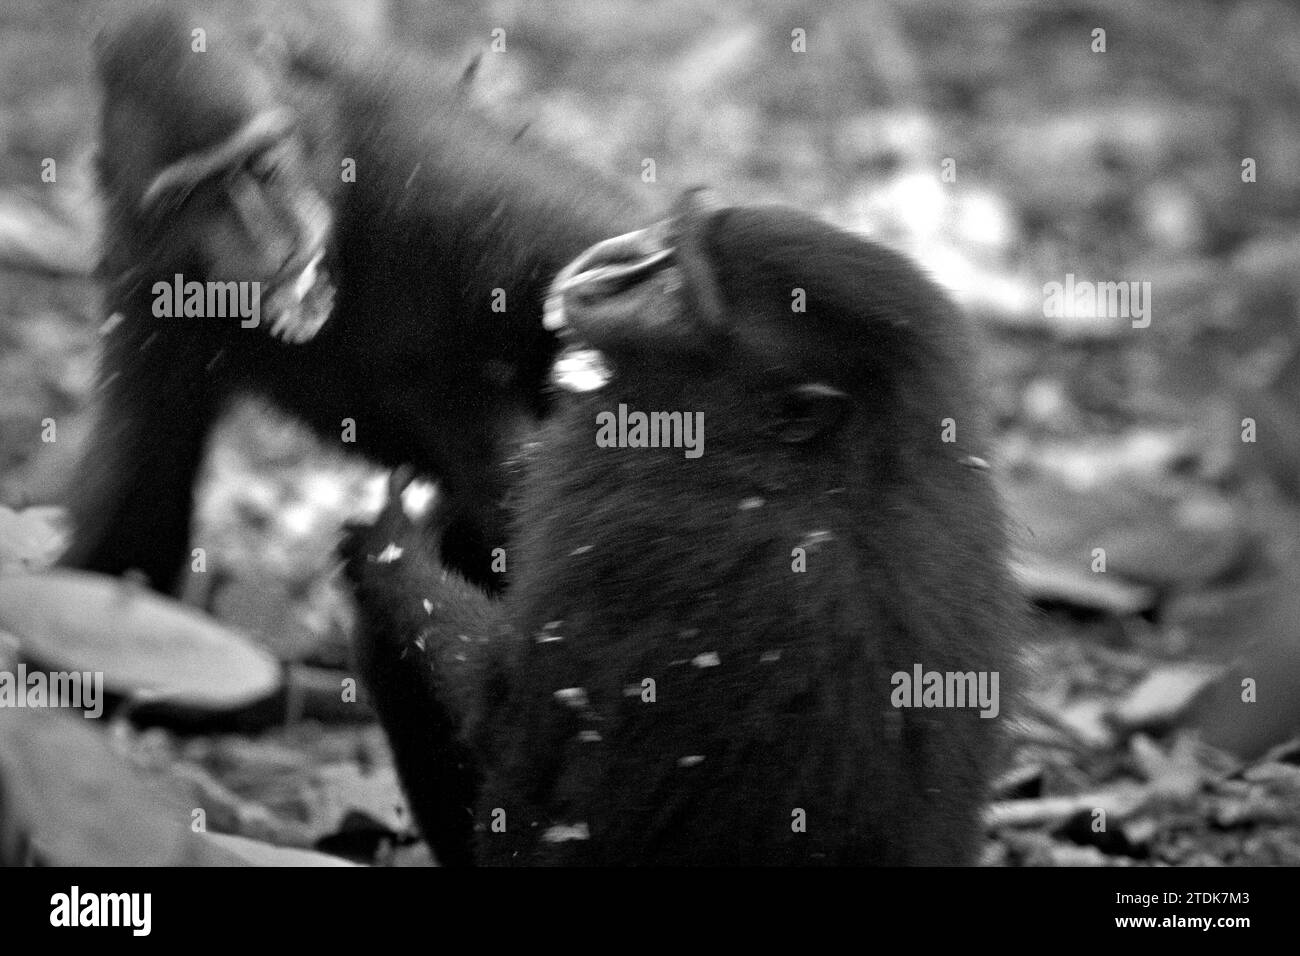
[544, 189, 710, 354]
[138, 109, 336, 344]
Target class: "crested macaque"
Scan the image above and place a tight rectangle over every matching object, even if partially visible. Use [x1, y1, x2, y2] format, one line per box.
[62, 5, 647, 594]
[342, 190, 1021, 866]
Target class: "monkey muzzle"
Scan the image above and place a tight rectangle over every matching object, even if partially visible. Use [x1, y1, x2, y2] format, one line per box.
[263, 235, 335, 346]
[543, 227, 676, 393]
[544, 228, 677, 334]
[543, 189, 725, 371]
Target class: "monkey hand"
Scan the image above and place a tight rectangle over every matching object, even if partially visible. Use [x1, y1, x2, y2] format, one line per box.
[337, 467, 450, 653]
[339, 467, 497, 748]
[339, 466, 428, 579]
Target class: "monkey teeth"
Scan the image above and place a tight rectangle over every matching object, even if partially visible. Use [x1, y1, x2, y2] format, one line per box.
[297, 249, 331, 300]
[550, 347, 613, 393]
[266, 253, 335, 344]
[543, 293, 567, 332]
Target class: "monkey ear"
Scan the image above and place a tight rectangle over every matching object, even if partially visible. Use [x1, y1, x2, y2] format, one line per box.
[777, 383, 851, 444]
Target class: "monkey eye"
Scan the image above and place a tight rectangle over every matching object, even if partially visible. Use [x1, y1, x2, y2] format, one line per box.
[246, 145, 289, 183]
[247, 154, 280, 183]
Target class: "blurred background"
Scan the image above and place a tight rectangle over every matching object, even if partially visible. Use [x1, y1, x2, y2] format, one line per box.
[0, 0, 1298, 865]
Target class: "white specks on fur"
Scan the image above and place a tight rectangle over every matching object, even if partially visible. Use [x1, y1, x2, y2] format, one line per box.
[554, 687, 589, 708]
[799, 530, 834, 550]
[542, 823, 590, 843]
[536, 620, 565, 643]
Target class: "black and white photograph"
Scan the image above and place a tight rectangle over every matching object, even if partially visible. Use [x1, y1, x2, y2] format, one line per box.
[0, 0, 1294, 917]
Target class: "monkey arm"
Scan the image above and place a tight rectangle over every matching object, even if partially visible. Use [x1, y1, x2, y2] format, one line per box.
[58, 307, 220, 593]
[341, 503, 503, 867]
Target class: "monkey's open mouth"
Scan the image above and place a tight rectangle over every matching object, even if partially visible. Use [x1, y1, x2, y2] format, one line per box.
[264, 248, 336, 344]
